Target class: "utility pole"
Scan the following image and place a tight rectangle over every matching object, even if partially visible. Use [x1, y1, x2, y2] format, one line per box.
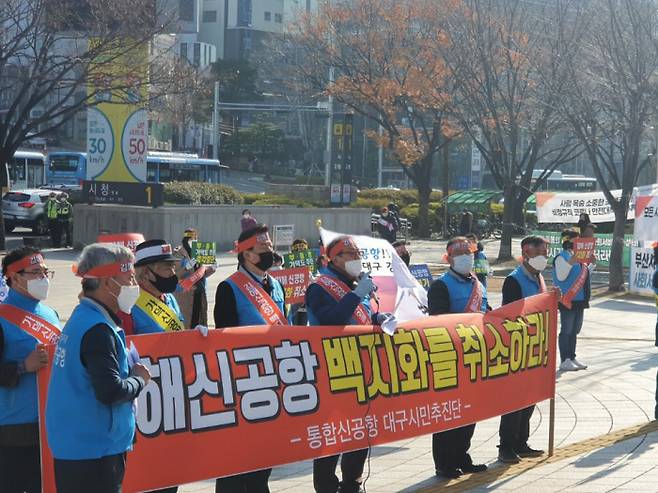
[325, 67, 334, 187]
[213, 81, 220, 160]
[377, 124, 383, 187]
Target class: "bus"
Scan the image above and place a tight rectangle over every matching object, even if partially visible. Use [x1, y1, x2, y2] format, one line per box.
[46, 151, 226, 185]
[9, 150, 46, 189]
[531, 170, 597, 192]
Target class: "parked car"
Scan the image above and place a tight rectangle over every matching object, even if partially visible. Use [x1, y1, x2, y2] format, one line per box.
[2, 189, 53, 234]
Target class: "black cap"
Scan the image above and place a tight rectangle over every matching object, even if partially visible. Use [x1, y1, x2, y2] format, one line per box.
[134, 239, 177, 267]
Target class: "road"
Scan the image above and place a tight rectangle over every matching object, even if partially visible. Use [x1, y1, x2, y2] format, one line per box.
[220, 169, 266, 194]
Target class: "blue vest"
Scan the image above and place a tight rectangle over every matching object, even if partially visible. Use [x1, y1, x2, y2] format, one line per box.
[46, 298, 135, 460]
[131, 293, 184, 334]
[509, 265, 543, 298]
[552, 250, 586, 302]
[0, 289, 60, 426]
[438, 270, 488, 314]
[224, 271, 286, 326]
[306, 267, 372, 326]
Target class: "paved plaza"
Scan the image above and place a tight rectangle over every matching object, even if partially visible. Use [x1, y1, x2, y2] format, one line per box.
[36, 240, 658, 493]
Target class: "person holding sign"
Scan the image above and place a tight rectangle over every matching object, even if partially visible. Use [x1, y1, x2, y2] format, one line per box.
[497, 236, 549, 464]
[305, 236, 388, 493]
[466, 234, 490, 288]
[213, 225, 286, 493]
[46, 244, 151, 493]
[0, 247, 60, 493]
[174, 228, 216, 330]
[427, 237, 488, 479]
[553, 229, 593, 372]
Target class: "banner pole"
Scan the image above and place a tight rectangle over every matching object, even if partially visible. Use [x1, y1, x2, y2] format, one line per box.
[548, 397, 555, 457]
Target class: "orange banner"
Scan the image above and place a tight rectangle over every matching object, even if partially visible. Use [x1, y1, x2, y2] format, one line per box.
[38, 291, 557, 492]
[270, 266, 311, 304]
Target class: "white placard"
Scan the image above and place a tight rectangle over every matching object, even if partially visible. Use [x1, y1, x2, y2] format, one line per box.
[629, 246, 655, 296]
[535, 189, 634, 224]
[273, 224, 295, 248]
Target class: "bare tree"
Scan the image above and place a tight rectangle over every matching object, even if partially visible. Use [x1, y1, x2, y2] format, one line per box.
[559, 0, 658, 290]
[0, 0, 170, 248]
[439, 0, 583, 259]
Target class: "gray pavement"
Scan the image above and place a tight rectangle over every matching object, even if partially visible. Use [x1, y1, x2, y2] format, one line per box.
[31, 240, 658, 492]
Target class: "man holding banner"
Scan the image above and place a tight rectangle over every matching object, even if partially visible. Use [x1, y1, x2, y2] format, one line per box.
[497, 236, 549, 464]
[46, 244, 151, 493]
[427, 237, 488, 479]
[174, 228, 216, 330]
[553, 229, 592, 372]
[0, 247, 60, 493]
[305, 235, 385, 493]
[214, 224, 287, 493]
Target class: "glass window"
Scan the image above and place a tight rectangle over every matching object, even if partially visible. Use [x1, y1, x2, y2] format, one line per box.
[202, 10, 217, 22]
[274, 13, 282, 23]
[179, 0, 194, 21]
[147, 162, 158, 182]
[207, 166, 219, 183]
[49, 155, 79, 172]
[9, 158, 25, 180]
[264, 11, 271, 21]
[193, 43, 201, 66]
[180, 43, 188, 60]
[159, 163, 171, 182]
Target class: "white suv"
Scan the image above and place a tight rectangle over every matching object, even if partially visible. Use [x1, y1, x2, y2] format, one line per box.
[2, 189, 53, 234]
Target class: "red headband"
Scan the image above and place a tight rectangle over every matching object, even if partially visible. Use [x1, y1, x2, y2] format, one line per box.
[73, 261, 135, 279]
[5, 254, 45, 276]
[328, 238, 359, 259]
[231, 232, 271, 254]
[446, 242, 476, 255]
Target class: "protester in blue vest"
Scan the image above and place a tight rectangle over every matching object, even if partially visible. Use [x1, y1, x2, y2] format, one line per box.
[553, 228, 592, 372]
[305, 235, 390, 493]
[46, 243, 151, 493]
[214, 224, 286, 493]
[652, 243, 658, 420]
[427, 237, 488, 479]
[497, 235, 549, 464]
[0, 246, 60, 493]
[466, 233, 490, 288]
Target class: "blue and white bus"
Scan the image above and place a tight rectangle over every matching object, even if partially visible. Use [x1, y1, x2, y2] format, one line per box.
[46, 151, 226, 185]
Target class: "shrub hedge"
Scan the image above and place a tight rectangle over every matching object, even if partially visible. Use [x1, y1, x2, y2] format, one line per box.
[164, 182, 244, 205]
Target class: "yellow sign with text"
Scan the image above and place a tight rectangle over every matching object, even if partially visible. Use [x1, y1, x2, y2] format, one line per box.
[87, 40, 149, 183]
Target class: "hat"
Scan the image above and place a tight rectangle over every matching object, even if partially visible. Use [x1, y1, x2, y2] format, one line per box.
[183, 228, 197, 239]
[134, 239, 176, 267]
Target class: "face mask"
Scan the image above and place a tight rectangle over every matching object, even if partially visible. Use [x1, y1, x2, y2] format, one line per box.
[149, 269, 179, 294]
[111, 279, 140, 313]
[527, 255, 548, 272]
[452, 254, 474, 275]
[254, 251, 274, 271]
[400, 253, 411, 266]
[27, 277, 49, 301]
[344, 259, 363, 278]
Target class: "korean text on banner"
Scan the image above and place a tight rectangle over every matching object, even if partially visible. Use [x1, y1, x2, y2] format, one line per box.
[634, 195, 658, 243]
[319, 228, 428, 322]
[96, 233, 145, 252]
[191, 241, 217, 265]
[629, 246, 655, 296]
[38, 291, 558, 492]
[284, 250, 318, 274]
[270, 267, 312, 304]
[535, 190, 633, 224]
[532, 230, 636, 268]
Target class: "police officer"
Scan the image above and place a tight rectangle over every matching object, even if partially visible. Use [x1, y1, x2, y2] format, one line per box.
[427, 237, 488, 479]
[0, 246, 60, 493]
[553, 228, 592, 372]
[46, 192, 59, 247]
[497, 235, 548, 463]
[305, 235, 389, 493]
[214, 224, 287, 493]
[56, 192, 73, 247]
[46, 243, 151, 493]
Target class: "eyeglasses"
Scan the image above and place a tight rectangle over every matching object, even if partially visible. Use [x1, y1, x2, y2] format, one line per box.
[338, 250, 362, 259]
[20, 269, 54, 279]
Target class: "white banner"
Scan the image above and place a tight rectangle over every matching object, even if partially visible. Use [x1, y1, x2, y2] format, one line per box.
[629, 246, 655, 296]
[535, 189, 634, 224]
[633, 195, 658, 243]
[319, 228, 428, 322]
